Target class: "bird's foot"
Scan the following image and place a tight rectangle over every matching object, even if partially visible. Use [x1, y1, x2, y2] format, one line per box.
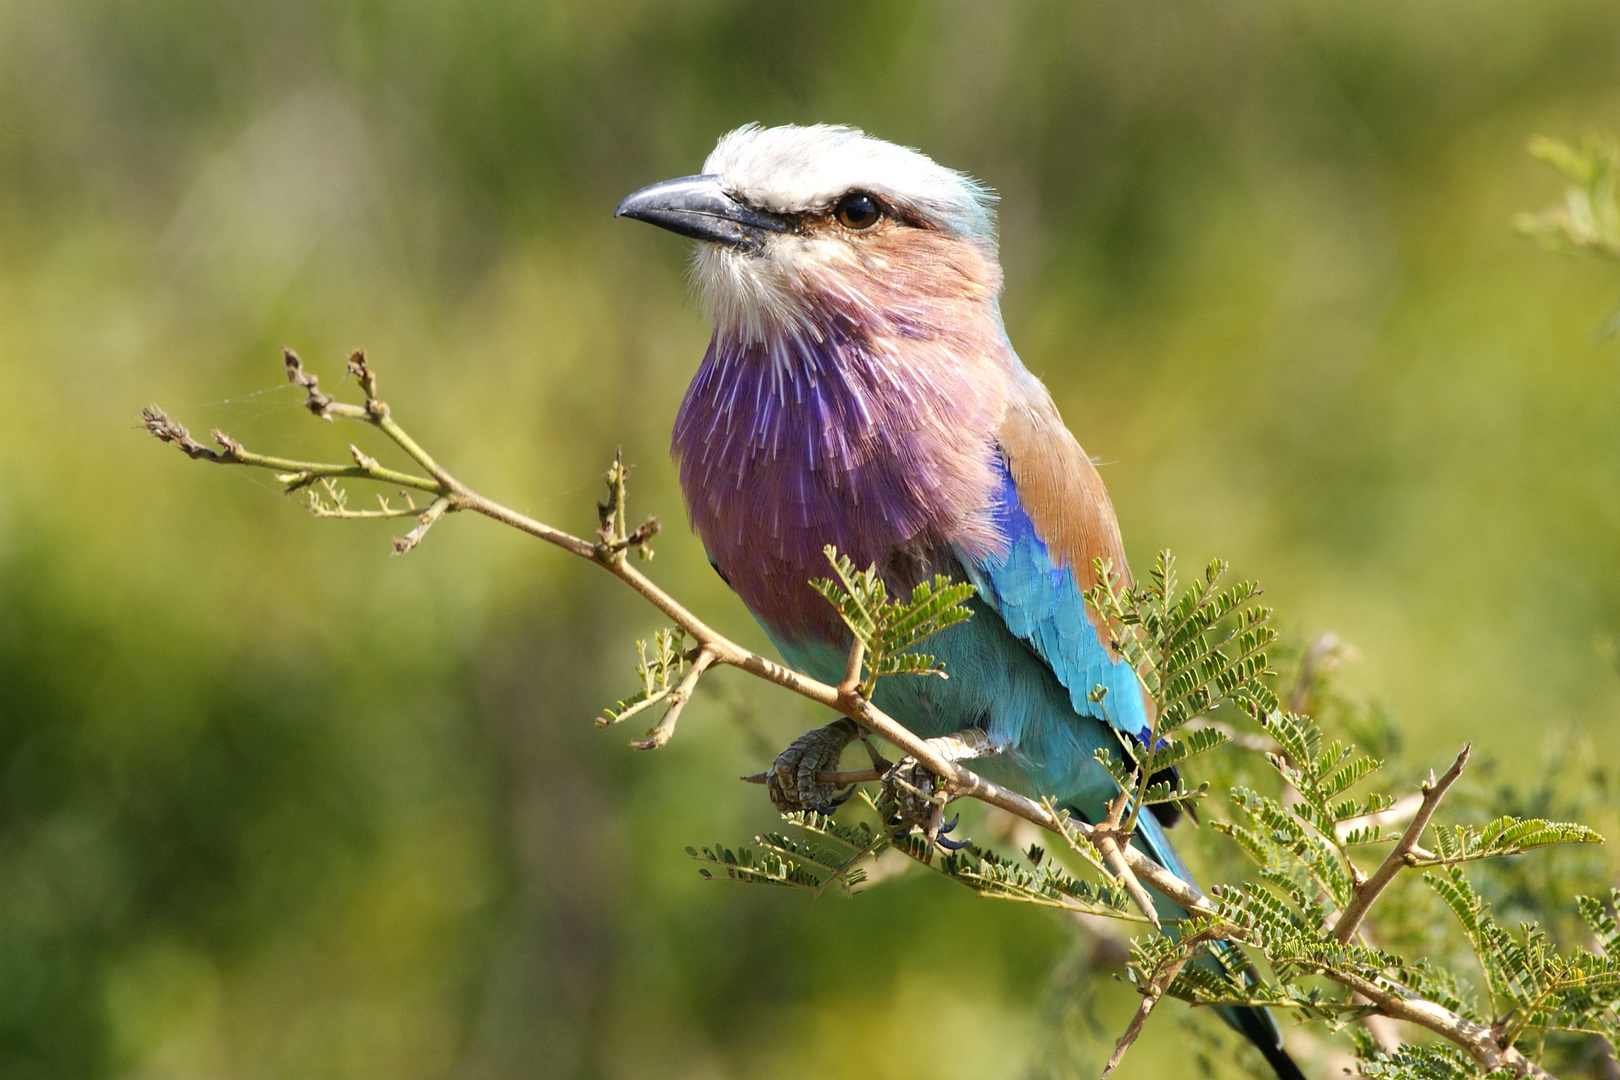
[762, 718, 859, 814]
[880, 730, 1002, 849]
[881, 763, 975, 856]
[879, 755, 946, 830]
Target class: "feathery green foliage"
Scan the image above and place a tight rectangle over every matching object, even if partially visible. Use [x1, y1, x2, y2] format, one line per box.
[1086, 552, 1276, 831]
[688, 811, 888, 895]
[1423, 818, 1605, 867]
[809, 546, 977, 696]
[1517, 136, 1620, 262]
[1357, 1044, 1518, 1080]
[697, 548, 1616, 1079]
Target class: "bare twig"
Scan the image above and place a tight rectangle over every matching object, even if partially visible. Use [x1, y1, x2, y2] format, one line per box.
[139, 406, 440, 494]
[1094, 789, 1163, 930]
[1332, 745, 1470, 945]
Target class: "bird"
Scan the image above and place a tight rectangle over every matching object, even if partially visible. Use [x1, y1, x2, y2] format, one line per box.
[617, 123, 1306, 1080]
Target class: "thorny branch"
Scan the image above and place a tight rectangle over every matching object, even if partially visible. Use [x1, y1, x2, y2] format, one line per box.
[143, 352, 1576, 1079]
[1332, 745, 1470, 946]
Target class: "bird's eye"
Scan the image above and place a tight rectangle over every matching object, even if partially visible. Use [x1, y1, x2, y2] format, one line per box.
[834, 193, 883, 232]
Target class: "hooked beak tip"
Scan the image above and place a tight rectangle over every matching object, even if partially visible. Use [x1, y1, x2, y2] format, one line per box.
[615, 174, 793, 252]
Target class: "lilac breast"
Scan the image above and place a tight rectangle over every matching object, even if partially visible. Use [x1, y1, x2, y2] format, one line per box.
[673, 317, 1011, 642]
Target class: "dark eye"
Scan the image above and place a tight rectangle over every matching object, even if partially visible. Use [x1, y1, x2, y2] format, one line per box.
[834, 192, 883, 232]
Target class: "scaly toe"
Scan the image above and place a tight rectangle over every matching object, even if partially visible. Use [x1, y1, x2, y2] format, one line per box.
[880, 757, 941, 827]
[764, 718, 859, 814]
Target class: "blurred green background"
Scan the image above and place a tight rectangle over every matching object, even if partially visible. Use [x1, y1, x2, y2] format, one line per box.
[2, 2, 1619, 1077]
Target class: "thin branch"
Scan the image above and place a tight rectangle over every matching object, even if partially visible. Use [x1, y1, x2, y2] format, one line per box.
[392, 496, 452, 555]
[840, 636, 866, 696]
[1323, 966, 1553, 1079]
[1332, 745, 1470, 945]
[1103, 936, 1213, 1078]
[631, 647, 716, 750]
[140, 407, 441, 494]
[596, 689, 668, 728]
[1094, 789, 1163, 930]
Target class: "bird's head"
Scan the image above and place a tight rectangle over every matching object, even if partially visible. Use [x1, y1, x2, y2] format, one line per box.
[617, 124, 1002, 346]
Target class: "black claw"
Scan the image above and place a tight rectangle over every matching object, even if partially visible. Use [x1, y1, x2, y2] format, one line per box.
[809, 785, 858, 815]
[935, 833, 972, 851]
[937, 813, 960, 836]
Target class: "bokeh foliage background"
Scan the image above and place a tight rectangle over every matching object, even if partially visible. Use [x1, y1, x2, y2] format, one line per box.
[2, 2, 1619, 1077]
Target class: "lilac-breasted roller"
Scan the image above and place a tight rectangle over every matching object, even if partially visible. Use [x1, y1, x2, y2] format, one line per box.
[618, 124, 1305, 1080]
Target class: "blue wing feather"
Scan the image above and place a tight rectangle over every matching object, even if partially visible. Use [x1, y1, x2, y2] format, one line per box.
[962, 453, 1153, 747]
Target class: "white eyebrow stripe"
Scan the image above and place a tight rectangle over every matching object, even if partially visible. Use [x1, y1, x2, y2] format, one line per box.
[703, 123, 997, 244]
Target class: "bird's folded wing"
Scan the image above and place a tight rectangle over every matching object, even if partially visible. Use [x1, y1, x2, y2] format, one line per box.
[958, 376, 1155, 741]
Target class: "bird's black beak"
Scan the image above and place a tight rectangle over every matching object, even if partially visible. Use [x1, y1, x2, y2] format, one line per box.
[615, 174, 793, 254]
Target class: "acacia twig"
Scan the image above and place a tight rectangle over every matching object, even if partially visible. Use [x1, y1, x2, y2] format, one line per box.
[1102, 932, 1216, 1078]
[630, 647, 716, 750]
[141, 353, 1209, 909]
[1333, 744, 1470, 945]
[1094, 788, 1162, 931]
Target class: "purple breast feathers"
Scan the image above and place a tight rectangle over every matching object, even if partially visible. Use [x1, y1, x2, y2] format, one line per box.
[673, 308, 1014, 641]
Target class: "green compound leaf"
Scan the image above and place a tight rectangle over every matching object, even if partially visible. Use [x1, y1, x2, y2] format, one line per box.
[811, 547, 976, 693]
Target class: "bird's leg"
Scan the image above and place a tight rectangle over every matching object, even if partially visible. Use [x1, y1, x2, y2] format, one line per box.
[881, 728, 1002, 841]
[754, 717, 861, 814]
